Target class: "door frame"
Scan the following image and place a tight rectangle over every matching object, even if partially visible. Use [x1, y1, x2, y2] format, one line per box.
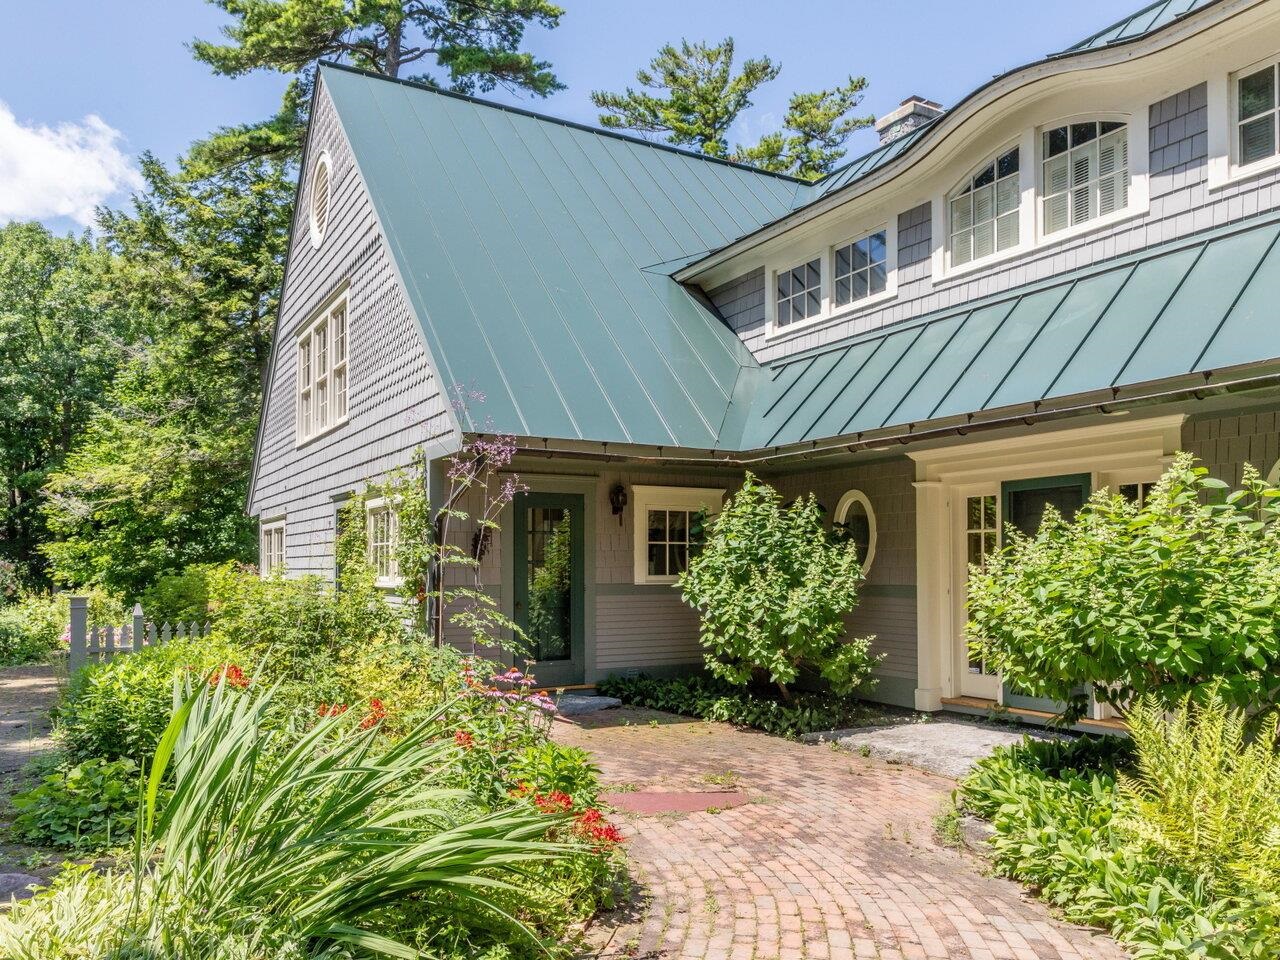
[512, 491, 586, 687]
[951, 482, 1003, 700]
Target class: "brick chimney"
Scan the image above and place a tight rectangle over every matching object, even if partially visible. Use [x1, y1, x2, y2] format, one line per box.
[874, 96, 944, 145]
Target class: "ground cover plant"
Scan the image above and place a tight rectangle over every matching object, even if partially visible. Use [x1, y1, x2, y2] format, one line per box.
[966, 453, 1280, 723]
[598, 672, 887, 738]
[679, 473, 878, 701]
[959, 690, 1280, 959]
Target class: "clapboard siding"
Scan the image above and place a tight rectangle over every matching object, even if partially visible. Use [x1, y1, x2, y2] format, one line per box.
[595, 592, 703, 670]
[248, 84, 456, 578]
[713, 80, 1280, 363]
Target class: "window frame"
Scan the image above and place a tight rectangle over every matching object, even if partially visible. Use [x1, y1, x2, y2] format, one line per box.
[309, 151, 332, 249]
[833, 489, 877, 576]
[631, 485, 724, 585]
[946, 142, 1023, 272]
[260, 517, 286, 578]
[365, 495, 402, 589]
[296, 287, 350, 446]
[1038, 117, 1132, 239]
[764, 221, 897, 340]
[1216, 55, 1280, 186]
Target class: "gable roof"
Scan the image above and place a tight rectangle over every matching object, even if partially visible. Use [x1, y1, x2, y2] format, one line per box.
[322, 62, 798, 450]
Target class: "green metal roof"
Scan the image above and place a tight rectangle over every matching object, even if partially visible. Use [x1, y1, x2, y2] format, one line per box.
[740, 212, 1280, 450]
[322, 63, 801, 450]
[1058, 0, 1221, 53]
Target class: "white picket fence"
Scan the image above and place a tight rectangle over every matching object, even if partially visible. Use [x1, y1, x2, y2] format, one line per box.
[67, 596, 211, 674]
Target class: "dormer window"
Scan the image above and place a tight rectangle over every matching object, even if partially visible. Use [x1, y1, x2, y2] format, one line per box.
[775, 257, 822, 328]
[1042, 121, 1128, 235]
[950, 147, 1020, 267]
[1237, 62, 1279, 167]
[834, 230, 888, 306]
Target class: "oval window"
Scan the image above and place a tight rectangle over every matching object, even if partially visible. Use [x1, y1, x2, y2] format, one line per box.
[833, 489, 876, 575]
[309, 153, 332, 248]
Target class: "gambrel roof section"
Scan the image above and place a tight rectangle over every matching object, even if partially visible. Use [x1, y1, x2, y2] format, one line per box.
[321, 62, 800, 450]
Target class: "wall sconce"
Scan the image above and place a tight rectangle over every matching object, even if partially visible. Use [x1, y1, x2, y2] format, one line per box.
[608, 483, 628, 526]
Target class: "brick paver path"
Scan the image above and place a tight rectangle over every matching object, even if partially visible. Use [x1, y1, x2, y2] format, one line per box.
[555, 707, 1125, 960]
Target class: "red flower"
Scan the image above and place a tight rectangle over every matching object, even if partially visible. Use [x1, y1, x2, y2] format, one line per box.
[533, 791, 574, 814]
[574, 808, 624, 844]
[209, 664, 250, 689]
[453, 730, 474, 750]
[360, 698, 387, 730]
[317, 703, 349, 718]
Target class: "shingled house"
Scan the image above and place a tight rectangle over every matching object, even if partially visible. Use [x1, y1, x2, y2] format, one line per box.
[250, 0, 1280, 723]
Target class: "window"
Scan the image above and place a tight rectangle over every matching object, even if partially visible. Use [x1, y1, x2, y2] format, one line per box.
[774, 257, 822, 329]
[366, 498, 400, 587]
[309, 152, 332, 248]
[951, 147, 1020, 266]
[297, 291, 349, 443]
[1237, 63, 1279, 168]
[1042, 121, 1128, 235]
[833, 231, 887, 307]
[260, 519, 285, 577]
[631, 485, 724, 584]
[964, 495, 999, 675]
[1118, 481, 1157, 506]
[833, 490, 876, 575]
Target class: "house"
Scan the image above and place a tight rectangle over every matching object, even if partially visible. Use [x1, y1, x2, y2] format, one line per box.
[249, 0, 1280, 723]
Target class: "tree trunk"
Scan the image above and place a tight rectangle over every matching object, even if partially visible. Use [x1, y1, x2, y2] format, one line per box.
[385, 19, 403, 78]
[776, 680, 793, 703]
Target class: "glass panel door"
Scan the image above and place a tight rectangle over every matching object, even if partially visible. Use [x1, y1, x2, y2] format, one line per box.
[957, 490, 1002, 699]
[513, 493, 585, 687]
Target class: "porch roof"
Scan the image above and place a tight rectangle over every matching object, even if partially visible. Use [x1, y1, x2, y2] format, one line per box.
[739, 211, 1280, 451]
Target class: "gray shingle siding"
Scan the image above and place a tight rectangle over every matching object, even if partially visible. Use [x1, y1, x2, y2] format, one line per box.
[249, 86, 455, 578]
[715, 80, 1280, 364]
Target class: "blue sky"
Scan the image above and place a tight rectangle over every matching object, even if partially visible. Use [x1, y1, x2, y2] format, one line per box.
[0, 0, 1144, 233]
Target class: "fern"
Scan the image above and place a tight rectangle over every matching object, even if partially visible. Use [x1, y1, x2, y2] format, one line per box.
[1119, 690, 1280, 897]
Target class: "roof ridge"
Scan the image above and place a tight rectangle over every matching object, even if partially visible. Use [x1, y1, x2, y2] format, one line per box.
[317, 61, 809, 186]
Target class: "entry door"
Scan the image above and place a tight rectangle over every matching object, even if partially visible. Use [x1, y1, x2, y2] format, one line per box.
[513, 492, 585, 687]
[1000, 474, 1091, 711]
[954, 488, 1002, 699]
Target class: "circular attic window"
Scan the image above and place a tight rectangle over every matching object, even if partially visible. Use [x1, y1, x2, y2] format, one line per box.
[309, 152, 332, 248]
[833, 489, 877, 576]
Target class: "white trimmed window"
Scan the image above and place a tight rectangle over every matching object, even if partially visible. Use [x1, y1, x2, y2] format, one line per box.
[774, 256, 822, 328]
[309, 152, 332, 248]
[1236, 61, 1279, 168]
[951, 147, 1020, 267]
[297, 290, 349, 443]
[366, 498, 400, 587]
[1041, 120, 1128, 235]
[632, 485, 724, 584]
[833, 230, 888, 307]
[260, 519, 285, 577]
[833, 490, 876, 576]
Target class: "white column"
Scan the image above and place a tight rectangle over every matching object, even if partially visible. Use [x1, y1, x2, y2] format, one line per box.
[913, 480, 949, 712]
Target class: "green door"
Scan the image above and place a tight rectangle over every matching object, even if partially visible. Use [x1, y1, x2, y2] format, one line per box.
[513, 492, 585, 687]
[1000, 474, 1091, 713]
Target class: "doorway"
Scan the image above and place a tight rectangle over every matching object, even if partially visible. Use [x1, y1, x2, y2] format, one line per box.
[513, 492, 585, 687]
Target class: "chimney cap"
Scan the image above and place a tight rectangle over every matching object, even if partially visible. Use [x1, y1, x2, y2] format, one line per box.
[874, 95, 945, 144]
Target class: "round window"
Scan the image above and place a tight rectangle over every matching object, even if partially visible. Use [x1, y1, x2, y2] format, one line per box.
[309, 153, 332, 248]
[833, 489, 876, 575]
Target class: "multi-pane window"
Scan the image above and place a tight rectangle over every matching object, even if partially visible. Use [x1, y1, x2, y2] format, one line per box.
[645, 508, 706, 578]
[965, 495, 999, 675]
[366, 501, 399, 585]
[1238, 63, 1279, 167]
[260, 520, 285, 577]
[951, 147, 1020, 266]
[1118, 482, 1156, 506]
[1042, 121, 1128, 235]
[297, 292, 349, 442]
[833, 231, 887, 307]
[775, 257, 822, 328]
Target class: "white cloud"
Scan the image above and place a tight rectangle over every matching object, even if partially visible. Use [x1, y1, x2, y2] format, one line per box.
[0, 101, 143, 228]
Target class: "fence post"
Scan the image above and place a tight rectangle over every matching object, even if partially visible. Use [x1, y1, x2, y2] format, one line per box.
[69, 596, 88, 674]
[132, 603, 145, 651]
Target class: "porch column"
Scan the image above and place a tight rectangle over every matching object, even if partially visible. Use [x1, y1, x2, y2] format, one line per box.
[913, 480, 948, 712]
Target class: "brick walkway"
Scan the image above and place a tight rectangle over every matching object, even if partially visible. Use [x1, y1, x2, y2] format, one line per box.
[555, 707, 1125, 960]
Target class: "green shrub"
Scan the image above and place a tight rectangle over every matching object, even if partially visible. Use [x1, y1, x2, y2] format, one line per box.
[138, 562, 225, 624]
[967, 453, 1280, 721]
[680, 475, 878, 698]
[10, 757, 144, 852]
[56, 638, 238, 763]
[0, 589, 124, 667]
[509, 742, 601, 808]
[598, 673, 878, 738]
[961, 731, 1278, 958]
[1120, 690, 1280, 898]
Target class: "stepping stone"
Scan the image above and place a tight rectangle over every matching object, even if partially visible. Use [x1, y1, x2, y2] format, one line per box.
[0, 874, 43, 901]
[603, 790, 748, 814]
[553, 694, 621, 717]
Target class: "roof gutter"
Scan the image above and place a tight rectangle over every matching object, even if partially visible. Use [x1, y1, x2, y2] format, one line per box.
[673, 0, 1251, 283]
[500, 366, 1280, 468]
